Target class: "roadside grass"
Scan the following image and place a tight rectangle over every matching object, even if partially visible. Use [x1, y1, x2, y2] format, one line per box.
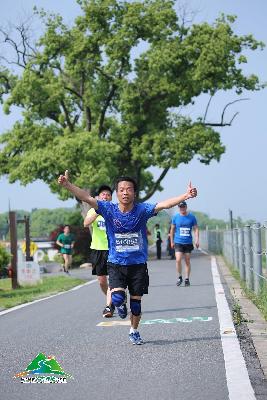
[0, 276, 87, 310]
[232, 298, 250, 326]
[228, 263, 267, 321]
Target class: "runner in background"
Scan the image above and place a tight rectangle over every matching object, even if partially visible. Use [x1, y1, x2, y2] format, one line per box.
[56, 225, 75, 274]
[154, 224, 162, 260]
[170, 201, 199, 287]
[84, 185, 114, 318]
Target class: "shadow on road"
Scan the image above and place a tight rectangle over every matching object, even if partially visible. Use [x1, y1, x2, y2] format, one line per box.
[146, 335, 221, 346]
[142, 305, 216, 314]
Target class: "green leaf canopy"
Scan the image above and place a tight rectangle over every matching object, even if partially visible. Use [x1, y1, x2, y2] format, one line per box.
[0, 1, 263, 200]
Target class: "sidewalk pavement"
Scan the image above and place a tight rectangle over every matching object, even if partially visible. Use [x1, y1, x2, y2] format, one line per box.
[216, 255, 267, 378]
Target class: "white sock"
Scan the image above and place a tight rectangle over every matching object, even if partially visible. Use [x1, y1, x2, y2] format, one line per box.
[130, 327, 137, 334]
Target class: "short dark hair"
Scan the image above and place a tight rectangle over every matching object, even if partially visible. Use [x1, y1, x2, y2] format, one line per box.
[97, 185, 113, 196]
[115, 176, 137, 192]
[63, 224, 70, 229]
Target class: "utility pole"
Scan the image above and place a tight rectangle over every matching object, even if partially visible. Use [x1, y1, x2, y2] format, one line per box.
[229, 209, 233, 230]
[229, 209, 234, 265]
[9, 211, 19, 289]
[24, 216, 33, 261]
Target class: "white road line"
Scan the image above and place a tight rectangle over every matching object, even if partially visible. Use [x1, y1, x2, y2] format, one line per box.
[199, 248, 209, 255]
[0, 279, 98, 317]
[211, 256, 256, 400]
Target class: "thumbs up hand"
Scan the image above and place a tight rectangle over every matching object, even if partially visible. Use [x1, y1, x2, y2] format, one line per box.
[186, 181, 197, 199]
[58, 170, 70, 187]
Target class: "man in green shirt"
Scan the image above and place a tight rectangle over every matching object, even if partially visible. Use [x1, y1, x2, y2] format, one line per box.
[84, 185, 114, 318]
[56, 225, 75, 274]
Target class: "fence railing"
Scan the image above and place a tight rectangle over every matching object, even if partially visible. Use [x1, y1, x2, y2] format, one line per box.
[200, 224, 267, 294]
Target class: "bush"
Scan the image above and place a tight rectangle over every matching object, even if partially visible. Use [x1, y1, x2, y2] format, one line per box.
[53, 253, 63, 264]
[41, 253, 50, 263]
[0, 245, 11, 277]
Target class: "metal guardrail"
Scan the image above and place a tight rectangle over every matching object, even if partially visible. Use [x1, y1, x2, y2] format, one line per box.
[200, 224, 267, 294]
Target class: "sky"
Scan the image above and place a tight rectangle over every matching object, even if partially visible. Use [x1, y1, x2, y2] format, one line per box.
[0, 0, 267, 223]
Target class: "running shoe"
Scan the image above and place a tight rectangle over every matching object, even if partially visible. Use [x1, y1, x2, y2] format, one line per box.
[129, 331, 144, 345]
[117, 303, 128, 319]
[185, 278, 190, 287]
[102, 305, 114, 318]
[176, 277, 183, 286]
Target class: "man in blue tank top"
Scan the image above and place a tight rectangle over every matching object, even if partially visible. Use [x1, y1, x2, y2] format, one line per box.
[58, 171, 197, 345]
[170, 201, 199, 287]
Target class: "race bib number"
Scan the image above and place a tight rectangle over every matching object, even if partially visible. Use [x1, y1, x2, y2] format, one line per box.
[180, 227, 190, 237]
[64, 244, 71, 249]
[97, 220, 106, 231]
[115, 232, 141, 253]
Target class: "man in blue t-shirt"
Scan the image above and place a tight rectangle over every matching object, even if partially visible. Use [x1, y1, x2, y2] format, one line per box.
[58, 171, 197, 345]
[170, 201, 199, 287]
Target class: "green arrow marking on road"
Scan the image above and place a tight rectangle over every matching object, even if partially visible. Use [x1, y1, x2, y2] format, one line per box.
[97, 316, 212, 327]
[140, 316, 212, 325]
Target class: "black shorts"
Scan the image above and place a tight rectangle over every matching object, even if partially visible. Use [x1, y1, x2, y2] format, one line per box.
[90, 250, 108, 276]
[107, 263, 149, 296]
[175, 243, 194, 253]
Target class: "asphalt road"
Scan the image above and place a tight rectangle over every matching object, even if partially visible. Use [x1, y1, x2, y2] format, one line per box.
[0, 252, 262, 400]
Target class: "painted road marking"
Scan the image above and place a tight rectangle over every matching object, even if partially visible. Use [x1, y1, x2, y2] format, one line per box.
[98, 320, 131, 327]
[211, 256, 256, 400]
[97, 316, 212, 327]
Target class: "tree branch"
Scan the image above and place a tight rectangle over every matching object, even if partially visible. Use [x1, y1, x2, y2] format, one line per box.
[0, 24, 35, 69]
[85, 107, 91, 131]
[140, 167, 170, 202]
[203, 93, 215, 123]
[203, 98, 249, 127]
[60, 100, 74, 131]
[98, 83, 117, 136]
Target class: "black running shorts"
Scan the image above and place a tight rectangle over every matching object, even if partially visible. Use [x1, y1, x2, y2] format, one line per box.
[90, 250, 108, 276]
[175, 243, 194, 253]
[107, 263, 149, 296]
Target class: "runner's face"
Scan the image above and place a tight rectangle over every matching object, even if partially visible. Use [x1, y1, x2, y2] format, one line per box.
[98, 190, 112, 201]
[117, 181, 135, 205]
[64, 226, 70, 234]
[179, 206, 187, 215]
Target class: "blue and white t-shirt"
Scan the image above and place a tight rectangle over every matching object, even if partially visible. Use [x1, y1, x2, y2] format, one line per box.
[171, 213, 197, 245]
[96, 201, 157, 265]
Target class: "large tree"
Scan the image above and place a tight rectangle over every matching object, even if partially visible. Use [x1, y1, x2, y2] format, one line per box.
[0, 0, 263, 201]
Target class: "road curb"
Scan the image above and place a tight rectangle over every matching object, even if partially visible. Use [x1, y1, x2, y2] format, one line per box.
[216, 255, 267, 379]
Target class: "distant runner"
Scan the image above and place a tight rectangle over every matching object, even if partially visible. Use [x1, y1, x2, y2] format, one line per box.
[56, 225, 75, 274]
[154, 224, 162, 260]
[84, 185, 115, 318]
[170, 201, 199, 287]
[58, 171, 197, 345]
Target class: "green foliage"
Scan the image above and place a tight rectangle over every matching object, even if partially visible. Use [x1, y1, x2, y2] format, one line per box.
[30, 208, 82, 237]
[192, 211, 227, 230]
[53, 253, 63, 264]
[147, 210, 171, 239]
[232, 300, 249, 326]
[228, 261, 267, 321]
[41, 253, 50, 263]
[0, 245, 11, 277]
[0, 1, 264, 200]
[0, 208, 82, 239]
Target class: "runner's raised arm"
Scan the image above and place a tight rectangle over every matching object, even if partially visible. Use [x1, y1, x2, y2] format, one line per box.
[58, 170, 98, 209]
[155, 181, 197, 212]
